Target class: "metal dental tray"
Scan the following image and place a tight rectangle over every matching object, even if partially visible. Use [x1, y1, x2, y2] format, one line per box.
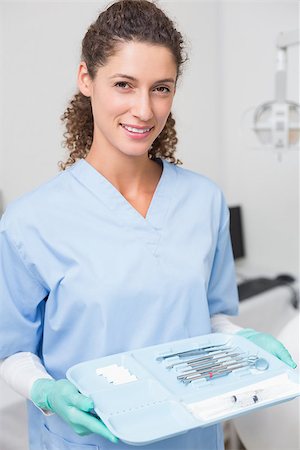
[66, 333, 300, 446]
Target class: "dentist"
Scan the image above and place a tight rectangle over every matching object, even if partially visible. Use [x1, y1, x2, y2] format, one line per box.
[0, 1, 296, 449]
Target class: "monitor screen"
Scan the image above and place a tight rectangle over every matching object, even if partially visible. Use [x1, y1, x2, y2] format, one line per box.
[229, 206, 245, 259]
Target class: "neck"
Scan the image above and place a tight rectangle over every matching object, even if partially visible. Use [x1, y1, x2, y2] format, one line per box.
[84, 144, 161, 197]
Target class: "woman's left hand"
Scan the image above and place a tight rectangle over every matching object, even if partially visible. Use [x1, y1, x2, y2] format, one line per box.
[237, 328, 297, 368]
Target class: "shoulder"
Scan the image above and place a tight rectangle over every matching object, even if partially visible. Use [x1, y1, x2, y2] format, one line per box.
[167, 161, 224, 198]
[165, 161, 229, 224]
[1, 165, 75, 232]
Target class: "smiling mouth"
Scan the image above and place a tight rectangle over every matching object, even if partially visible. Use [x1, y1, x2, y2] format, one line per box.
[121, 124, 154, 134]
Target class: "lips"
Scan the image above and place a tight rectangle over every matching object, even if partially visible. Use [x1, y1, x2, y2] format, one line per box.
[121, 124, 154, 134]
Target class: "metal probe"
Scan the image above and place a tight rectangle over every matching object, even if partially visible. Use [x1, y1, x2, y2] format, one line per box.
[156, 342, 230, 362]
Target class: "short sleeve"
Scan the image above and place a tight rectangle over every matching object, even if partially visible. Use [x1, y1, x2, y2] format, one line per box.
[207, 195, 239, 317]
[0, 213, 49, 359]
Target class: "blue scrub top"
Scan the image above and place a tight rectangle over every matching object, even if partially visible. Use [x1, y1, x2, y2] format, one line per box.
[0, 158, 238, 450]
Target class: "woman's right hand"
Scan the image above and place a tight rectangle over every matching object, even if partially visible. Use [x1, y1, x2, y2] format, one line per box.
[30, 378, 118, 443]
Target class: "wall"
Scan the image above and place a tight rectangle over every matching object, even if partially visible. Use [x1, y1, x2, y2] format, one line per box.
[163, 1, 221, 180]
[218, 0, 299, 276]
[0, 2, 106, 204]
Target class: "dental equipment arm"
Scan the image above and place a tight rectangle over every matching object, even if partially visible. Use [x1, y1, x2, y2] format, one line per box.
[210, 314, 297, 369]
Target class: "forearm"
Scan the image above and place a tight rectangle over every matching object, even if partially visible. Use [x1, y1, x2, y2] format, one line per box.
[210, 313, 243, 334]
[0, 352, 53, 399]
[210, 314, 296, 368]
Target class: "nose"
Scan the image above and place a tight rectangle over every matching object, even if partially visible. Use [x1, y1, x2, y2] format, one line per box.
[131, 90, 154, 122]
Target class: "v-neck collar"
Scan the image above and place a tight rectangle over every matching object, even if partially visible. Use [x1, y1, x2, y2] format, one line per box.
[69, 157, 177, 231]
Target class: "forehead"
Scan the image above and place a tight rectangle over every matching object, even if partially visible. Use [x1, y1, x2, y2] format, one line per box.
[97, 41, 177, 80]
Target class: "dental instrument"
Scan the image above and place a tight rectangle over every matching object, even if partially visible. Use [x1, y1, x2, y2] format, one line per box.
[179, 362, 251, 384]
[177, 355, 268, 375]
[156, 342, 230, 361]
[166, 348, 234, 369]
[171, 350, 270, 383]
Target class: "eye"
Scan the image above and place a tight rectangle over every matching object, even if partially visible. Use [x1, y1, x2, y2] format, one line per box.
[114, 81, 131, 89]
[154, 86, 171, 94]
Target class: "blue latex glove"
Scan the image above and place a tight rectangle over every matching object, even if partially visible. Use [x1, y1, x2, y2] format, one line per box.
[30, 379, 118, 443]
[237, 328, 297, 369]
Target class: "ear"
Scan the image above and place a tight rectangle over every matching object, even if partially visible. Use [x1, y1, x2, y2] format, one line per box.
[77, 62, 92, 97]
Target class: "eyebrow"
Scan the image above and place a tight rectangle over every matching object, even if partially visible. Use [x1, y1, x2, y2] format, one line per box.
[109, 73, 175, 84]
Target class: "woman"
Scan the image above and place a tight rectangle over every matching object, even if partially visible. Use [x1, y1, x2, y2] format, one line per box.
[0, 1, 296, 449]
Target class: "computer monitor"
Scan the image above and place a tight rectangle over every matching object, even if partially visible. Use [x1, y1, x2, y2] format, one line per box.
[229, 206, 245, 260]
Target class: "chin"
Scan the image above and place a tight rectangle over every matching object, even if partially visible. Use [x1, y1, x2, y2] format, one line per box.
[119, 147, 152, 158]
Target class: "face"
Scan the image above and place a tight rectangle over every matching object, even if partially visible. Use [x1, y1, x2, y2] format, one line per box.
[78, 41, 177, 159]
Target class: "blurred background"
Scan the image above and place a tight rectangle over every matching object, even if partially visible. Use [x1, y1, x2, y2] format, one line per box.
[0, 1, 299, 449]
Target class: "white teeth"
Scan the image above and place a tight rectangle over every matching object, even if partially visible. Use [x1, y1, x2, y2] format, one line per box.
[123, 125, 151, 134]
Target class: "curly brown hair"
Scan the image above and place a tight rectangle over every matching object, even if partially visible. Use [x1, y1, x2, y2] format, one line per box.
[59, 0, 187, 170]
